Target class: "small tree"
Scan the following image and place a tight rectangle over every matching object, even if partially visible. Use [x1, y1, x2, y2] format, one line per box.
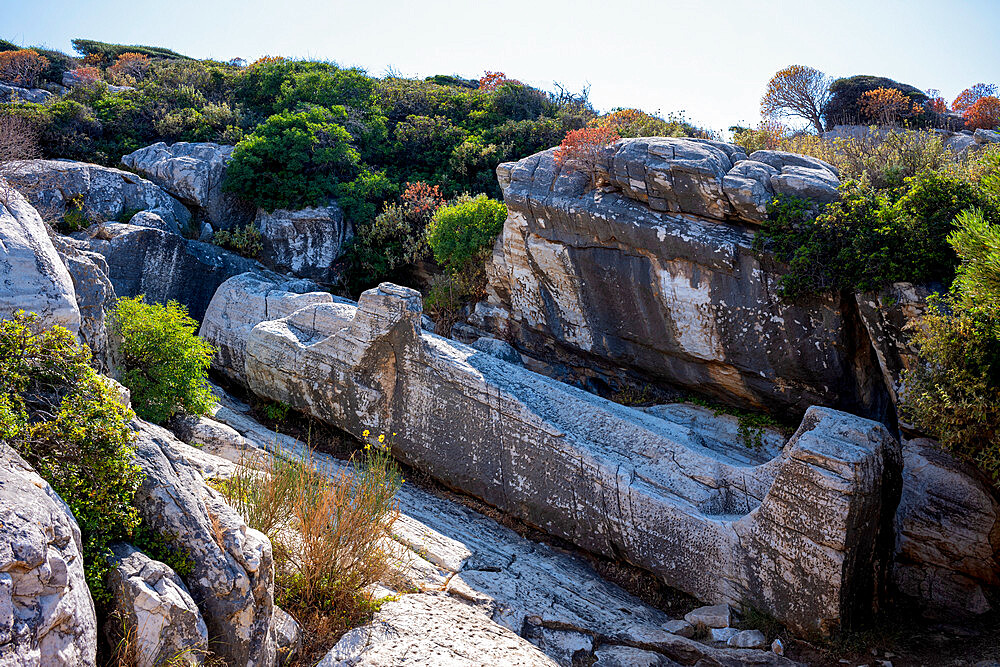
[553, 126, 620, 187]
[953, 83, 999, 113]
[861, 87, 923, 126]
[0, 114, 40, 163]
[109, 296, 217, 424]
[0, 49, 49, 87]
[426, 194, 507, 273]
[760, 65, 831, 134]
[66, 65, 101, 84]
[108, 52, 151, 84]
[964, 96, 1000, 131]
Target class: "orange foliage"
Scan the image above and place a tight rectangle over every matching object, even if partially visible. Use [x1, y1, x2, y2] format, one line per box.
[401, 181, 444, 218]
[861, 87, 921, 125]
[952, 83, 998, 113]
[68, 66, 101, 84]
[82, 53, 105, 67]
[108, 52, 150, 83]
[924, 89, 948, 115]
[554, 126, 620, 187]
[478, 71, 521, 91]
[964, 96, 1000, 131]
[0, 49, 49, 87]
[249, 55, 286, 69]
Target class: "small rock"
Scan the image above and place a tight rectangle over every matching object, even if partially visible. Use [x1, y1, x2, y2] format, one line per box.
[199, 221, 214, 242]
[772, 637, 785, 655]
[472, 336, 522, 365]
[710, 627, 738, 643]
[663, 619, 695, 638]
[728, 629, 766, 649]
[684, 604, 733, 629]
[273, 607, 302, 666]
[593, 645, 673, 666]
[129, 210, 180, 235]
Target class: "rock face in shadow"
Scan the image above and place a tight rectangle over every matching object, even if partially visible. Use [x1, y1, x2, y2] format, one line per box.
[894, 438, 1000, 617]
[0, 442, 97, 666]
[256, 205, 352, 283]
[129, 420, 276, 666]
[74, 223, 260, 321]
[471, 139, 890, 421]
[203, 276, 902, 636]
[50, 235, 116, 370]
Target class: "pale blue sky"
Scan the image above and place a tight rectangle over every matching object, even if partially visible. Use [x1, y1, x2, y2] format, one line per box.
[3, 0, 998, 134]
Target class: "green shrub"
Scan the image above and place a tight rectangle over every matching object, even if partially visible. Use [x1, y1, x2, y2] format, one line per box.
[223, 107, 360, 212]
[755, 170, 999, 298]
[213, 223, 263, 257]
[71, 38, 191, 62]
[822, 75, 928, 128]
[426, 194, 506, 273]
[0, 312, 143, 603]
[109, 297, 217, 424]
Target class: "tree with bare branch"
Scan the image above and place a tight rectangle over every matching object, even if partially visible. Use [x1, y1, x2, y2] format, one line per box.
[761, 65, 832, 134]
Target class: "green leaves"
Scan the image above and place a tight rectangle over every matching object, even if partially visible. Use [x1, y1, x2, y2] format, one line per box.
[109, 297, 217, 425]
[426, 194, 507, 274]
[0, 311, 144, 604]
[223, 107, 361, 212]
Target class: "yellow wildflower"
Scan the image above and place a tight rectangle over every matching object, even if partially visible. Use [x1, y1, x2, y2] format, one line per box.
[362, 429, 370, 437]
[378, 434, 385, 443]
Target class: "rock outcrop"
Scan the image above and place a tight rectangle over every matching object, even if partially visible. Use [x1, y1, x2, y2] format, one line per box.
[856, 282, 935, 406]
[50, 235, 116, 369]
[129, 420, 276, 666]
[203, 276, 902, 635]
[121, 142, 253, 230]
[893, 438, 1000, 617]
[0, 442, 97, 666]
[0, 83, 52, 104]
[75, 223, 261, 321]
[0, 160, 191, 232]
[319, 593, 560, 666]
[474, 139, 886, 419]
[255, 204, 352, 283]
[104, 543, 208, 667]
[204, 390, 793, 666]
[0, 178, 81, 333]
[199, 272, 341, 383]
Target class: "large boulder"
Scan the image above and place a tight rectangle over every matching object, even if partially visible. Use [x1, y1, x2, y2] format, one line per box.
[0, 83, 52, 104]
[104, 543, 208, 667]
[0, 178, 81, 333]
[255, 204, 352, 282]
[204, 277, 902, 635]
[894, 438, 1000, 616]
[121, 143, 253, 230]
[50, 235, 116, 370]
[478, 145, 882, 419]
[0, 160, 191, 232]
[129, 419, 276, 666]
[199, 272, 337, 383]
[0, 442, 98, 666]
[74, 223, 261, 322]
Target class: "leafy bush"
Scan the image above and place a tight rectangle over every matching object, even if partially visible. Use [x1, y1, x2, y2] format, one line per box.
[223, 107, 360, 212]
[964, 96, 1000, 131]
[426, 194, 507, 273]
[344, 182, 442, 292]
[71, 38, 191, 62]
[107, 52, 151, 85]
[755, 170, 999, 297]
[0, 49, 49, 87]
[212, 223, 263, 257]
[596, 108, 701, 138]
[109, 297, 217, 424]
[0, 312, 143, 603]
[554, 125, 621, 187]
[822, 75, 928, 129]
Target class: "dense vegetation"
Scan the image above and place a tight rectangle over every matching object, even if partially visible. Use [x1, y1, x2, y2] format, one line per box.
[108, 296, 217, 424]
[0, 312, 142, 603]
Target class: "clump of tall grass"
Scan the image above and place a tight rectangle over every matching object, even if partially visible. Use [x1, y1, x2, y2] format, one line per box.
[214, 433, 402, 642]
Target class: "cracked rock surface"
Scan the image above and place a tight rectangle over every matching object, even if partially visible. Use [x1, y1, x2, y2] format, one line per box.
[201, 387, 793, 666]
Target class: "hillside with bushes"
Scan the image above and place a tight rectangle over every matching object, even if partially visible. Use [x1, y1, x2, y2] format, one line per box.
[3, 34, 1000, 667]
